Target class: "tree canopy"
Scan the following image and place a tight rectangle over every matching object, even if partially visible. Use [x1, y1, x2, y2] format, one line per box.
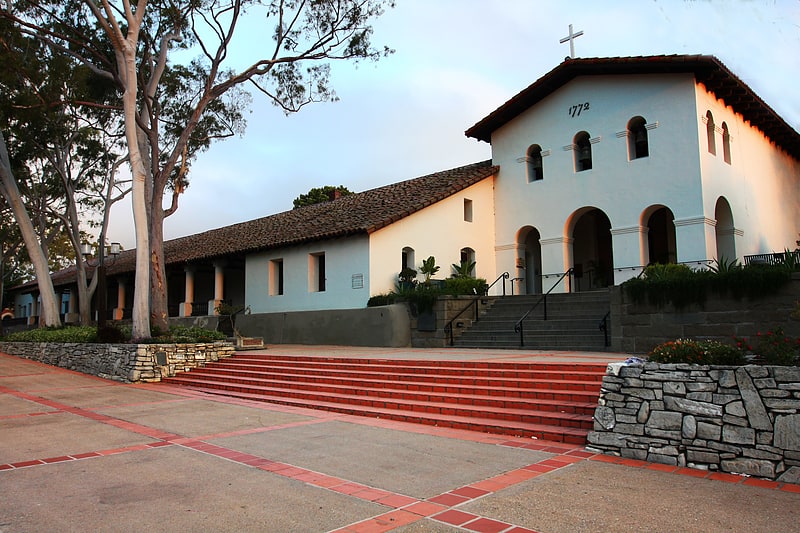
[293, 185, 352, 208]
[1, 0, 394, 337]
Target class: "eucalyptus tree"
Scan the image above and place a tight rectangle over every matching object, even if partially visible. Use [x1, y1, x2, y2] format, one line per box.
[0, 18, 128, 326]
[3, 0, 394, 339]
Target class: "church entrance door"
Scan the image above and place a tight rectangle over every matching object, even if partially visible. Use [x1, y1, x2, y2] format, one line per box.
[646, 206, 677, 265]
[570, 208, 613, 291]
[517, 226, 542, 294]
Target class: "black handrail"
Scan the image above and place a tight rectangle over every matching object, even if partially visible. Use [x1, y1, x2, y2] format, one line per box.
[486, 271, 510, 296]
[443, 272, 509, 346]
[599, 311, 610, 347]
[513, 268, 573, 347]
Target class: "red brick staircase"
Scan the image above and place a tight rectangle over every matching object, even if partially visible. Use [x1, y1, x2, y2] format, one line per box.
[162, 354, 607, 444]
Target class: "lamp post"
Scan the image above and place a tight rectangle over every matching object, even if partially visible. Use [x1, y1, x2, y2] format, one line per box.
[81, 241, 120, 329]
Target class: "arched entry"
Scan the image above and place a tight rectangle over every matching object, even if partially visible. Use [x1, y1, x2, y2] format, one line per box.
[715, 197, 736, 261]
[643, 206, 677, 265]
[569, 208, 613, 290]
[517, 226, 542, 294]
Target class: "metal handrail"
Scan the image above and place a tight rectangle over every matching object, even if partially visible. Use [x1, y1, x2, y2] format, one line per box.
[486, 271, 510, 296]
[443, 272, 509, 346]
[513, 267, 573, 347]
[599, 311, 610, 347]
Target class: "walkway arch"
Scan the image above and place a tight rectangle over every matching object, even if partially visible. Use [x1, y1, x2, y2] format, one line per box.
[714, 197, 737, 261]
[566, 208, 613, 290]
[642, 205, 677, 265]
[516, 226, 542, 294]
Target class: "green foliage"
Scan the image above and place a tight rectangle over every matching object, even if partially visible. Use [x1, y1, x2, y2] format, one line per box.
[623, 261, 792, 309]
[3, 326, 98, 343]
[419, 256, 439, 283]
[450, 260, 476, 279]
[293, 186, 352, 208]
[443, 277, 488, 296]
[2, 324, 225, 344]
[647, 339, 746, 365]
[367, 292, 399, 307]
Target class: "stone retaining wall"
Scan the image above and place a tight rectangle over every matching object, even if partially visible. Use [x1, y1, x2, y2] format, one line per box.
[0, 341, 235, 383]
[588, 362, 800, 482]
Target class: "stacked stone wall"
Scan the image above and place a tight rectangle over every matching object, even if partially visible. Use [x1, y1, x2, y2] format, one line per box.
[588, 362, 800, 482]
[0, 341, 235, 383]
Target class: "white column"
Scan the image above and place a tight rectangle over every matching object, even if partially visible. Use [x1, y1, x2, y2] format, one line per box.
[209, 261, 226, 315]
[611, 225, 648, 284]
[673, 216, 716, 268]
[180, 267, 195, 317]
[113, 280, 126, 320]
[539, 236, 571, 293]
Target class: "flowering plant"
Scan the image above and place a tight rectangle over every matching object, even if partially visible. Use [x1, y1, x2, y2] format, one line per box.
[735, 327, 800, 366]
[647, 338, 745, 365]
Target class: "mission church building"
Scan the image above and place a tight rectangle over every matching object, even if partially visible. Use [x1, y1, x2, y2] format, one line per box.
[10, 55, 800, 334]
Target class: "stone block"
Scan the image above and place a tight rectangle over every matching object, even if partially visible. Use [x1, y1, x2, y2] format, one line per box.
[615, 423, 645, 435]
[774, 414, 800, 451]
[708, 441, 743, 454]
[621, 387, 656, 400]
[721, 458, 776, 478]
[760, 389, 791, 398]
[687, 392, 713, 402]
[664, 382, 686, 396]
[777, 466, 800, 484]
[742, 448, 782, 461]
[687, 382, 717, 392]
[647, 452, 678, 466]
[736, 367, 772, 430]
[686, 449, 720, 464]
[619, 366, 643, 378]
[722, 415, 748, 427]
[682, 415, 697, 439]
[623, 377, 644, 387]
[725, 401, 747, 417]
[594, 406, 616, 430]
[637, 402, 650, 424]
[722, 425, 755, 445]
[587, 432, 629, 447]
[713, 394, 741, 405]
[647, 410, 683, 430]
[754, 378, 777, 389]
[664, 395, 723, 417]
[620, 448, 648, 460]
[773, 367, 800, 383]
[764, 398, 800, 409]
[745, 366, 769, 379]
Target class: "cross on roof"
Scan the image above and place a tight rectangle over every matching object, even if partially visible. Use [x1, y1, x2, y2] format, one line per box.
[559, 24, 584, 59]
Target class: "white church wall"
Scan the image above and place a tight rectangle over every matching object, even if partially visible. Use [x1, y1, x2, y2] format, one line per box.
[368, 178, 497, 295]
[695, 84, 800, 259]
[490, 73, 706, 289]
[245, 235, 370, 313]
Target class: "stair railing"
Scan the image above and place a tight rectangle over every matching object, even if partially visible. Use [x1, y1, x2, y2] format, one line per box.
[513, 267, 574, 347]
[444, 272, 509, 346]
[599, 311, 610, 347]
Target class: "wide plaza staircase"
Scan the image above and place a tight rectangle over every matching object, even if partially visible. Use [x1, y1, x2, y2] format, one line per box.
[162, 354, 607, 444]
[451, 290, 611, 351]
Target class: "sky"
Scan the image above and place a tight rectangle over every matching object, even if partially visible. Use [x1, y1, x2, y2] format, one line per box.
[106, 0, 800, 249]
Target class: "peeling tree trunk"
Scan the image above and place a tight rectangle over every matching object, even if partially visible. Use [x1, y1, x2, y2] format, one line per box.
[0, 132, 61, 327]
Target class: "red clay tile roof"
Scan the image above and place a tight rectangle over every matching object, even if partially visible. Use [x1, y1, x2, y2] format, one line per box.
[15, 160, 497, 290]
[96, 160, 496, 276]
[465, 55, 800, 160]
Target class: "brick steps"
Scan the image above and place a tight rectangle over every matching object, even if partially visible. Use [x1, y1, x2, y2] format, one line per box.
[162, 354, 606, 444]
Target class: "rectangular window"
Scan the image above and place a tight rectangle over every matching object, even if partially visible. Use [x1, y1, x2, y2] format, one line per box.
[309, 252, 326, 292]
[463, 198, 473, 222]
[269, 259, 284, 296]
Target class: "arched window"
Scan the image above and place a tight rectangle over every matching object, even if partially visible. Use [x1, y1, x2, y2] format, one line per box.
[721, 122, 731, 164]
[574, 131, 592, 172]
[627, 116, 648, 159]
[458, 247, 476, 277]
[706, 111, 716, 155]
[401, 247, 415, 272]
[526, 144, 543, 182]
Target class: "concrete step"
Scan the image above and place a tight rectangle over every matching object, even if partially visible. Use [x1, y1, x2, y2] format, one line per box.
[162, 354, 606, 444]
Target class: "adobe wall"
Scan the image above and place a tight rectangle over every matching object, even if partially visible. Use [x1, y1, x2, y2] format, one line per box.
[588, 362, 800, 482]
[0, 341, 235, 383]
[610, 273, 800, 354]
[235, 304, 412, 347]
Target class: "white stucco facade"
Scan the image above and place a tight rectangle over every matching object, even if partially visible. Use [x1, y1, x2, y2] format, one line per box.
[486, 71, 800, 293]
[368, 178, 497, 295]
[245, 236, 371, 313]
